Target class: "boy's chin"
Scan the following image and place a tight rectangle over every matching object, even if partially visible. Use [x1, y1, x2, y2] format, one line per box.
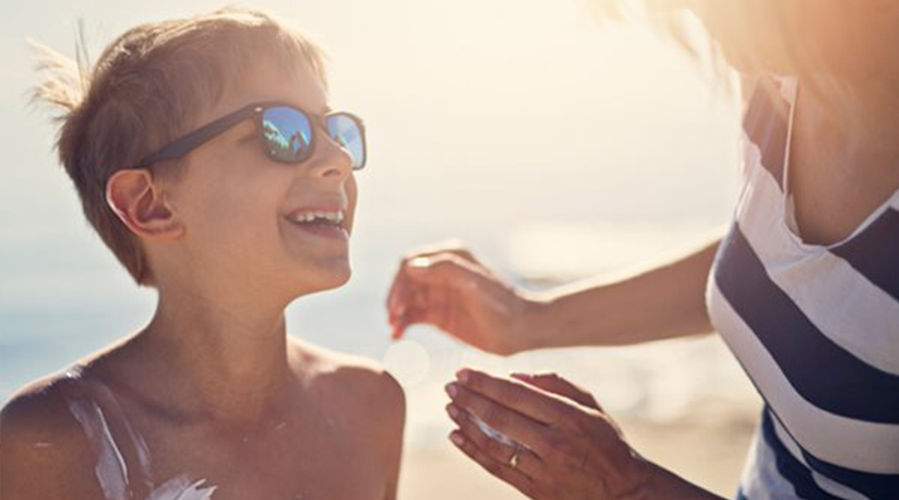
[291, 264, 351, 296]
[323, 267, 352, 289]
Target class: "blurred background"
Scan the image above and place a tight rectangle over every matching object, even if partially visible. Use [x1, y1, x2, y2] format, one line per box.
[0, 0, 761, 498]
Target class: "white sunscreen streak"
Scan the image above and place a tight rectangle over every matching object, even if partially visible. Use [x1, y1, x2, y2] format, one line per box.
[92, 379, 154, 482]
[147, 476, 218, 500]
[471, 414, 517, 447]
[64, 367, 219, 500]
[66, 399, 130, 500]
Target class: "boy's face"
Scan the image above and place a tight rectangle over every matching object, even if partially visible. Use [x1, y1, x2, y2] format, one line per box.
[160, 57, 358, 300]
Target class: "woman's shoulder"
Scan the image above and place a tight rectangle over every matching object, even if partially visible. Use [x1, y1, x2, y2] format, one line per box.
[0, 371, 104, 498]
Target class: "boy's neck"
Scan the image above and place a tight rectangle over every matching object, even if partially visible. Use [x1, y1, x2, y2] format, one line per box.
[136, 286, 294, 425]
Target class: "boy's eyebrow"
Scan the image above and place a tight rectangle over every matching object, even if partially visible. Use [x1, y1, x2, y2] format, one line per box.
[282, 102, 330, 116]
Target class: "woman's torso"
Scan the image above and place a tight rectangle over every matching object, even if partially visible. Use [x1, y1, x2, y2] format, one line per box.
[707, 76, 899, 500]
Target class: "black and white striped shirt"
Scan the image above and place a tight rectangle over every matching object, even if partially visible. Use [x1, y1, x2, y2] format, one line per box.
[706, 76, 899, 500]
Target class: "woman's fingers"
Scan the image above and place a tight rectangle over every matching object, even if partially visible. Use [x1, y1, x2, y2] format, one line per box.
[387, 253, 511, 341]
[390, 282, 454, 339]
[454, 368, 578, 428]
[402, 240, 482, 266]
[448, 430, 538, 499]
[387, 252, 488, 332]
[445, 403, 544, 480]
[404, 254, 495, 293]
[445, 370, 654, 500]
[408, 255, 513, 320]
[386, 241, 482, 317]
[511, 372, 602, 411]
[445, 381, 558, 457]
[387, 267, 435, 338]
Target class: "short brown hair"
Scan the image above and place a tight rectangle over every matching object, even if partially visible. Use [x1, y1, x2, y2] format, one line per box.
[31, 7, 327, 286]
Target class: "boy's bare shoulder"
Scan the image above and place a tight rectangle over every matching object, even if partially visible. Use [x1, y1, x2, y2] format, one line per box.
[1, 373, 87, 448]
[0, 373, 103, 498]
[289, 339, 405, 426]
[289, 340, 405, 493]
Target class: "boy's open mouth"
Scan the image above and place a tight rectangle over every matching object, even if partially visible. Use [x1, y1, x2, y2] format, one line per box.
[284, 209, 349, 240]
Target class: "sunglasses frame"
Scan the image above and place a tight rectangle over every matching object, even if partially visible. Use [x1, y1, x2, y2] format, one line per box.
[134, 101, 367, 170]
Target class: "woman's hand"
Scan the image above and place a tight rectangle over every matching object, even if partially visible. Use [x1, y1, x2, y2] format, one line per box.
[444, 368, 654, 500]
[386, 242, 542, 355]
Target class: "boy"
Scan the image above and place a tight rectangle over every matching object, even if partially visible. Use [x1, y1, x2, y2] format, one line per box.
[0, 8, 404, 500]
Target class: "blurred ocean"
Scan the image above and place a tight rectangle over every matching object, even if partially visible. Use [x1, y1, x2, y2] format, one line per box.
[0, 0, 759, 447]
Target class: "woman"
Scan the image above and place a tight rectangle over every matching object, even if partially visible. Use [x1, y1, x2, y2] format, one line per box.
[387, 2, 899, 498]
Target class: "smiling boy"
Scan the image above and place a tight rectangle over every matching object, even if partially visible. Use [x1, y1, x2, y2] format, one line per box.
[0, 8, 404, 500]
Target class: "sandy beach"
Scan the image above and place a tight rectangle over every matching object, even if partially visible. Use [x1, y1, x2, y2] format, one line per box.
[399, 396, 760, 499]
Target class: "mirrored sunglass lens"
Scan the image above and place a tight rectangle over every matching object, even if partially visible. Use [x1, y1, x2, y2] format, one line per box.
[327, 114, 365, 169]
[261, 107, 312, 162]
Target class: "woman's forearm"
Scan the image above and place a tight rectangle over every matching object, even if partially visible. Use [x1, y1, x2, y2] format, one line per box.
[637, 461, 727, 500]
[522, 236, 722, 349]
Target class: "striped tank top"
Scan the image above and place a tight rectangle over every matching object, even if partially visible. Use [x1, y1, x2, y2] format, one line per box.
[706, 76, 899, 499]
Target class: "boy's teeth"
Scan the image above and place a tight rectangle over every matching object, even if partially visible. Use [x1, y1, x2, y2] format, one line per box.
[290, 211, 344, 224]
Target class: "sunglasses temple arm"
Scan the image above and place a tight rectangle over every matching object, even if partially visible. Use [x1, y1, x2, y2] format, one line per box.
[134, 105, 258, 168]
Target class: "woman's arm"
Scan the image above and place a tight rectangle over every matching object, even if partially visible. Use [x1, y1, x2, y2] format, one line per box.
[641, 463, 726, 500]
[524, 236, 721, 349]
[387, 235, 722, 354]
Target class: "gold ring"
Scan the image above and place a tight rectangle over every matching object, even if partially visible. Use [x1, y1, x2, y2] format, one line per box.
[509, 450, 520, 468]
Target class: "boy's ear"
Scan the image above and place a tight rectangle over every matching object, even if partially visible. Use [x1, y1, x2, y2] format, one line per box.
[105, 169, 184, 240]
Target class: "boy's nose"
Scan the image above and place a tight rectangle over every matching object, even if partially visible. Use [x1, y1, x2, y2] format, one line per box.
[308, 133, 354, 179]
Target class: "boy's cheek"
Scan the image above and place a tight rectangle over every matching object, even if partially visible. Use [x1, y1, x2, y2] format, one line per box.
[345, 175, 359, 233]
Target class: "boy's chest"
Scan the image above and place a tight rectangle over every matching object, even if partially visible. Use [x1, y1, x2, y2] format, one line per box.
[140, 414, 387, 500]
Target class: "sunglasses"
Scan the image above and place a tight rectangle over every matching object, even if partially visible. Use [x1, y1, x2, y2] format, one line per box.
[135, 101, 367, 170]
